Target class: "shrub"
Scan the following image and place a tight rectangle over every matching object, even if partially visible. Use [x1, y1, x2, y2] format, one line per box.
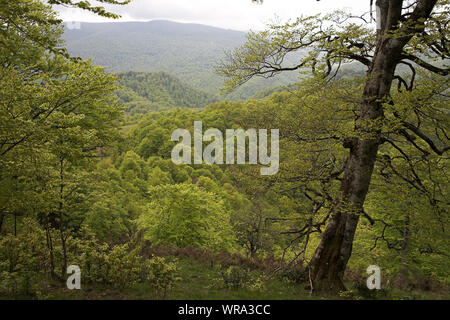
[220, 266, 250, 290]
[278, 264, 307, 284]
[76, 243, 180, 294]
[214, 265, 266, 291]
[0, 271, 40, 298]
[142, 256, 180, 299]
[0, 221, 180, 297]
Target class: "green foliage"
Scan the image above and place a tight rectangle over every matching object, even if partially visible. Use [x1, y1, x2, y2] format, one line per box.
[218, 266, 251, 290]
[0, 219, 48, 274]
[83, 198, 130, 242]
[143, 256, 180, 299]
[137, 184, 236, 252]
[48, 0, 131, 19]
[213, 265, 266, 292]
[0, 0, 65, 65]
[75, 241, 180, 295]
[0, 0, 449, 300]
[116, 71, 217, 114]
[76, 242, 141, 289]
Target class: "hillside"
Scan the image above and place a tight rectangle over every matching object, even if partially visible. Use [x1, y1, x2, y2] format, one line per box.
[116, 71, 216, 114]
[4, 0, 449, 303]
[63, 20, 300, 100]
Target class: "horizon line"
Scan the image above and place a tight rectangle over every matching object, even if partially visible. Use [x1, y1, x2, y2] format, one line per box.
[62, 19, 251, 32]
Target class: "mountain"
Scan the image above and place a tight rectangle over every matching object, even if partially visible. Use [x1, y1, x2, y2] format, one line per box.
[116, 71, 217, 114]
[63, 20, 300, 100]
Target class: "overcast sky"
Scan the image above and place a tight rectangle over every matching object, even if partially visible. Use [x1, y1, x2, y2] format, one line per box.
[54, 0, 371, 31]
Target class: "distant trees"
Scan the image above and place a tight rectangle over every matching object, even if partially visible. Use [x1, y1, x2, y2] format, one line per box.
[116, 71, 217, 114]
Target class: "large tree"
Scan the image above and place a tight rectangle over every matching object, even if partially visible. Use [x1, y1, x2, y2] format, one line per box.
[218, 0, 449, 291]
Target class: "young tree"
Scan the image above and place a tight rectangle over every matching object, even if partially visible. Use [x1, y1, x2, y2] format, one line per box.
[0, 0, 123, 280]
[137, 184, 236, 252]
[218, 0, 449, 291]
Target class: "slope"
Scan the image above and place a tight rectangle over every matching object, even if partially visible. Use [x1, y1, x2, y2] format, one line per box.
[63, 20, 300, 100]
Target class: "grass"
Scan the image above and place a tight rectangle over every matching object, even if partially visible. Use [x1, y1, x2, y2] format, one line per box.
[166, 258, 308, 300]
[2, 254, 448, 300]
[7, 256, 320, 300]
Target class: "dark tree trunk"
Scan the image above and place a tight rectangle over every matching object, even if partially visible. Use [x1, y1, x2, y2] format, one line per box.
[0, 212, 4, 234]
[401, 211, 410, 276]
[59, 157, 67, 280]
[308, 0, 438, 293]
[46, 224, 56, 279]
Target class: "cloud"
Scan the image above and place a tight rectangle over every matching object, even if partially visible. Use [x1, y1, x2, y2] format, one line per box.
[54, 0, 371, 31]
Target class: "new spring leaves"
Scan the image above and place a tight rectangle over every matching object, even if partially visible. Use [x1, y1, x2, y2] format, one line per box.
[171, 121, 279, 175]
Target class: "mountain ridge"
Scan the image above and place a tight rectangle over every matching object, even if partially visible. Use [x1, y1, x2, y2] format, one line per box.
[63, 20, 300, 100]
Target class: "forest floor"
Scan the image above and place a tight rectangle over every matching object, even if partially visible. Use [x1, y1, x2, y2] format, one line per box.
[17, 255, 448, 300]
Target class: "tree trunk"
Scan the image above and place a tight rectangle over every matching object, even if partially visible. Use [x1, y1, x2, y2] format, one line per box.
[308, 0, 438, 293]
[401, 211, 410, 276]
[309, 137, 380, 292]
[58, 157, 67, 280]
[46, 224, 56, 279]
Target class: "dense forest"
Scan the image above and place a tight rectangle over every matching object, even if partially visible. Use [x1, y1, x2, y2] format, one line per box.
[62, 19, 302, 101]
[0, 0, 448, 301]
[116, 71, 217, 114]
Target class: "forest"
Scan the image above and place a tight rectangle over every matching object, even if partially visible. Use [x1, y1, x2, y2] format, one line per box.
[62, 18, 302, 101]
[0, 0, 448, 301]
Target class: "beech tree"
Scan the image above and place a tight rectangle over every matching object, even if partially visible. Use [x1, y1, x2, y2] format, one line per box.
[218, 0, 449, 291]
[47, 0, 131, 19]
